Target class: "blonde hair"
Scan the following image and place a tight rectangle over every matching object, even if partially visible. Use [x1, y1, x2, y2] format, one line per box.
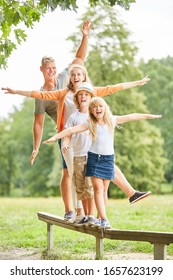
[88, 97, 114, 141]
[67, 64, 91, 91]
[41, 56, 55, 66]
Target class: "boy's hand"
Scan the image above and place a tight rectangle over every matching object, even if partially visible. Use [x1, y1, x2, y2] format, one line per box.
[43, 136, 56, 144]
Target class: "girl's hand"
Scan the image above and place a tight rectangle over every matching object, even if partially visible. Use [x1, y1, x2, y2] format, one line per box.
[149, 114, 162, 119]
[42, 136, 56, 144]
[1, 87, 16, 94]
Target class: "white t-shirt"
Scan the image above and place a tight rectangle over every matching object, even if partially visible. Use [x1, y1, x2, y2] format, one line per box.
[85, 116, 117, 155]
[64, 90, 78, 128]
[65, 111, 92, 157]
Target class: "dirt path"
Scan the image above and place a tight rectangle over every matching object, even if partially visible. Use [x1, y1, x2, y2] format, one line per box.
[0, 248, 155, 260]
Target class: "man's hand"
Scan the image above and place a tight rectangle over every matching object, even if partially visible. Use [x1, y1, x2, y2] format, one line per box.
[1, 87, 16, 94]
[30, 149, 39, 165]
[82, 20, 92, 36]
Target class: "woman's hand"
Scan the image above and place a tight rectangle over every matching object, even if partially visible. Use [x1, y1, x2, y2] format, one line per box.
[139, 76, 150, 86]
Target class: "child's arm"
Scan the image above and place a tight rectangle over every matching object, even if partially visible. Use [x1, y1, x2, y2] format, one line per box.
[43, 123, 88, 144]
[116, 113, 162, 124]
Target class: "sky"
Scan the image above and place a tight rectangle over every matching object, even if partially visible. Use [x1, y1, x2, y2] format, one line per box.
[0, 0, 173, 118]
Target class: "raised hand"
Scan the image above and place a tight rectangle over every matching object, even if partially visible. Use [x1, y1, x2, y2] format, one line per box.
[82, 20, 92, 36]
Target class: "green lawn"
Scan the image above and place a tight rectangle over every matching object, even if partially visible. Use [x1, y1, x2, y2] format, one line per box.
[0, 195, 173, 259]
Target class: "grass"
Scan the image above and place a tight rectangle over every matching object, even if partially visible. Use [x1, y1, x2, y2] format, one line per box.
[0, 195, 173, 259]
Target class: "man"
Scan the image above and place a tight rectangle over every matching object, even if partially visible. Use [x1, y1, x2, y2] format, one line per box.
[30, 21, 91, 221]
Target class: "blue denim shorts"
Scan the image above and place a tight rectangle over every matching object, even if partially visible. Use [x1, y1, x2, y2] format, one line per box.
[85, 151, 114, 180]
[58, 139, 67, 169]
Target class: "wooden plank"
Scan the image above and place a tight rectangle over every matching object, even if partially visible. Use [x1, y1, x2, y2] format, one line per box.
[38, 212, 104, 238]
[38, 212, 173, 244]
[37, 211, 173, 260]
[104, 229, 173, 244]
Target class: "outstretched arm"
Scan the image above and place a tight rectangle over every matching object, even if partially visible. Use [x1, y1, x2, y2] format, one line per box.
[95, 76, 150, 97]
[120, 76, 150, 90]
[116, 113, 162, 124]
[43, 123, 88, 144]
[2, 87, 32, 96]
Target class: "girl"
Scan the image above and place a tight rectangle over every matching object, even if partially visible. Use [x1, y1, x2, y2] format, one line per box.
[43, 95, 162, 229]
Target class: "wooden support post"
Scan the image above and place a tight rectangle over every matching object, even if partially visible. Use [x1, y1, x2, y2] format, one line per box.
[95, 237, 104, 260]
[153, 243, 167, 260]
[47, 223, 53, 251]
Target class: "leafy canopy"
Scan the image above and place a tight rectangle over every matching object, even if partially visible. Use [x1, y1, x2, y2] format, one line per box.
[0, 0, 136, 69]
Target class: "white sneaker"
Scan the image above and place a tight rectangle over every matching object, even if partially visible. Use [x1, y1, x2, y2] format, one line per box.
[75, 214, 84, 223]
[68, 214, 84, 224]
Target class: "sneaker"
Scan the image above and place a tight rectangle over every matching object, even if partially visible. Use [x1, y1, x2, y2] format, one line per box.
[75, 214, 84, 223]
[64, 211, 74, 221]
[75, 216, 88, 227]
[87, 216, 96, 226]
[93, 218, 101, 227]
[100, 219, 111, 229]
[129, 191, 151, 204]
[67, 214, 84, 224]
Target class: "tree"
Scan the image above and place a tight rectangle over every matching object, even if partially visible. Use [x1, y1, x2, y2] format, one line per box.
[0, 118, 17, 196]
[139, 57, 173, 183]
[0, 0, 136, 69]
[0, 98, 59, 197]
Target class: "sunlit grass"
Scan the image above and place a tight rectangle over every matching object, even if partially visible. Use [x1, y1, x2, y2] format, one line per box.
[0, 195, 173, 259]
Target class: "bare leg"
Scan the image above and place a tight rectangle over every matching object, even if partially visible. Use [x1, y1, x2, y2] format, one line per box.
[88, 198, 95, 216]
[91, 177, 109, 220]
[112, 164, 136, 197]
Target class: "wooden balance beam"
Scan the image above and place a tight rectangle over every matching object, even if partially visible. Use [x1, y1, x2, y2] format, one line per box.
[37, 212, 173, 260]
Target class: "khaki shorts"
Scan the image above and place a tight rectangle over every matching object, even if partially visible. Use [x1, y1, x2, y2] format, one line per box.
[73, 156, 94, 200]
